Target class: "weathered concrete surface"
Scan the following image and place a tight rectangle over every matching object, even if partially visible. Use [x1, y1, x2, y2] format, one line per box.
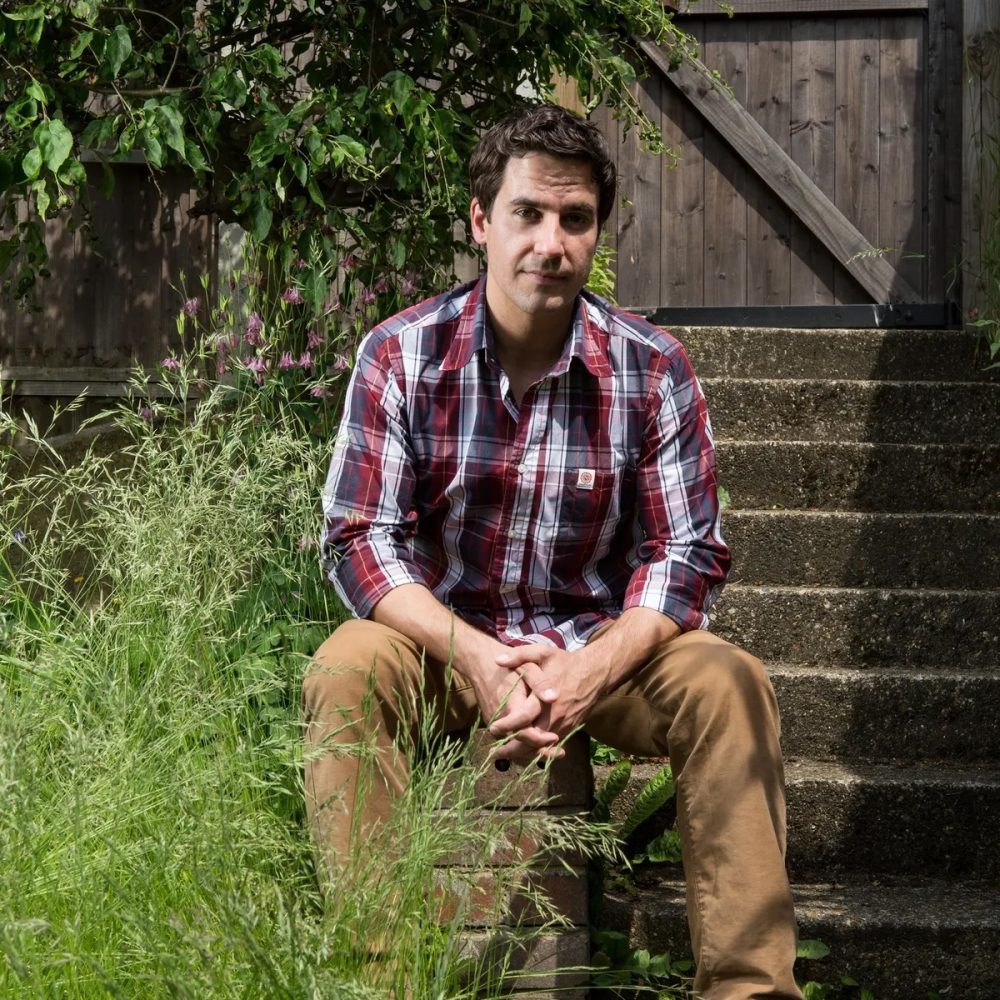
[716, 440, 1000, 512]
[767, 663, 1000, 762]
[675, 326, 995, 381]
[601, 875, 1000, 1000]
[710, 584, 1000, 668]
[723, 510, 1000, 589]
[703, 377, 1000, 444]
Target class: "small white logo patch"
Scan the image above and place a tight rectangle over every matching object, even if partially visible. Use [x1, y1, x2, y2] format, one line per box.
[576, 469, 596, 490]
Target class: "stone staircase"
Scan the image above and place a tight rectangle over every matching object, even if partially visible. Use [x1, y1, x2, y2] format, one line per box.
[599, 326, 1000, 999]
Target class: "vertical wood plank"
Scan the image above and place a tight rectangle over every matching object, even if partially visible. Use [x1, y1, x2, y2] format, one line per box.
[703, 16, 749, 306]
[835, 16, 881, 302]
[660, 19, 706, 307]
[938, 0, 964, 304]
[927, 0, 950, 301]
[616, 72, 664, 309]
[790, 17, 838, 304]
[746, 17, 793, 305]
[962, 0, 1000, 316]
[879, 14, 926, 301]
[587, 102, 621, 299]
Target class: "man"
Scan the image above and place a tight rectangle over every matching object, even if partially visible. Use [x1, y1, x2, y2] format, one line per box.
[304, 103, 802, 1000]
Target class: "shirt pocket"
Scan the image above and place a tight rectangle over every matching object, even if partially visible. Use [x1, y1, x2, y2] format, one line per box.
[548, 462, 637, 554]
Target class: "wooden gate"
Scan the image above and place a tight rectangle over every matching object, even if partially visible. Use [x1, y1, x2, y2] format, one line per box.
[596, 0, 963, 325]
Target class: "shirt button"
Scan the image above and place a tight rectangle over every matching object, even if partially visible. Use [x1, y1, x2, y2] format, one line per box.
[517, 464, 526, 474]
[507, 528, 516, 538]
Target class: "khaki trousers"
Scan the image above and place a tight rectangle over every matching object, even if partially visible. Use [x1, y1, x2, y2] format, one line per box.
[302, 618, 802, 1000]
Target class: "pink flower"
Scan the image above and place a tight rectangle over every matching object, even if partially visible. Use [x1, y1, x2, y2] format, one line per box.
[139, 405, 153, 422]
[216, 359, 229, 377]
[245, 356, 270, 384]
[278, 351, 297, 370]
[294, 257, 308, 270]
[329, 353, 351, 373]
[401, 272, 419, 297]
[307, 330, 325, 350]
[282, 286, 304, 305]
[245, 313, 264, 346]
[182, 297, 200, 318]
[374, 277, 389, 295]
[160, 357, 181, 370]
[298, 351, 313, 370]
[358, 286, 376, 306]
[340, 252, 359, 271]
[309, 384, 332, 398]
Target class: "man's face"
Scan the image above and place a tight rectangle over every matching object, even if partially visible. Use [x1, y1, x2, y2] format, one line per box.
[470, 152, 600, 334]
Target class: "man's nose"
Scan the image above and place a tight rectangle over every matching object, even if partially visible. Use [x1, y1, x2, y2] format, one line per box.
[533, 217, 565, 258]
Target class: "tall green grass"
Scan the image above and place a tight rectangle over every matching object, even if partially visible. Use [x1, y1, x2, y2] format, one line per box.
[0, 384, 616, 998]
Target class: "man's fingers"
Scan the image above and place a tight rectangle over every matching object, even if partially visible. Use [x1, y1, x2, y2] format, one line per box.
[514, 662, 558, 702]
[496, 645, 550, 669]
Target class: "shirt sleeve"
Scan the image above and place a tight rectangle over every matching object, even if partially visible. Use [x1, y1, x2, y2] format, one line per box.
[320, 333, 426, 618]
[623, 345, 731, 631]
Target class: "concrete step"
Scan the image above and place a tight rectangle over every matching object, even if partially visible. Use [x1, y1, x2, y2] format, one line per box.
[767, 663, 1000, 763]
[676, 326, 995, 381]
[600, 760, 1000, 881]
[717, 440, 1000, 512]
[703, 377, 1000, 444]
[599, 875, 1000, 1000]
[784, 759, 1000, 881]
[724, 510, 1000, 589]
[711, 584, 1000, 668]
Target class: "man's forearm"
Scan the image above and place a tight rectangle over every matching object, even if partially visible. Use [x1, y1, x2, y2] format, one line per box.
[370, 582, 496, 678]
[583, 606, 681, 696]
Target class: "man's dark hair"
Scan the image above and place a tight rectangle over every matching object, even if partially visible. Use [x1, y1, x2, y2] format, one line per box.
[470, 104, 617, 227]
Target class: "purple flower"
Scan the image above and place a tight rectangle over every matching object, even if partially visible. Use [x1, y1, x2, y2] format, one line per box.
[12, 528, 28, 545]
[278, 351, 297, 371]
[281, 286, 304, 305]
[401, 272, 419, 297]
[182, 297, 200, 318]
[298, 350, 313, 370]
[309, 384, 331, 398]
[245, 356, 270, 385]
[138, 405, 153, 422]
[160, 357, 181, 371]
[294, 257, 308, 270]
[216, 359, 229, 377]
[374, 277, 389, 295]
[307, 330, 325, 350]
[358, 286, 377, 306]
[340, 252, 359, 271]
[329, 353, 351, 373]
[245, 313, 264, 346]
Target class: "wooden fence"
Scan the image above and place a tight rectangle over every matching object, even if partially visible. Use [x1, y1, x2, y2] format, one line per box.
[592, 0, 964, 317]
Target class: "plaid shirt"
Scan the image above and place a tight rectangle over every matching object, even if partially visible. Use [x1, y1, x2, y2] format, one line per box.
[321, 277, 730, 650]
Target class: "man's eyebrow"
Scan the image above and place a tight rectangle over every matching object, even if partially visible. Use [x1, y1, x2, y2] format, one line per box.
[508, 197, 595, 216]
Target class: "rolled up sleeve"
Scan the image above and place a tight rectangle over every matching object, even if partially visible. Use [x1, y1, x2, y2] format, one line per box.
[623, 346, 731, 632]
[321, 335, 426, 618]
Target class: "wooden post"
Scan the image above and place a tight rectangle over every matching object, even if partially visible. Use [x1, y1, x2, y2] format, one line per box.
[962, 0, 1000, 317]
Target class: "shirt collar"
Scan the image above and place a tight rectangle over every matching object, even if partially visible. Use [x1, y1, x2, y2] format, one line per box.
[440, 276, 613, 379]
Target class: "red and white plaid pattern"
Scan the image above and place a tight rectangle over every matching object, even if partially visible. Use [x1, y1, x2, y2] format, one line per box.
[322, 277, 730, 650]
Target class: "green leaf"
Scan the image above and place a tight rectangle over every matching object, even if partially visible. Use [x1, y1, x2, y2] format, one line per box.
[518, 2, 532, 37]
[156, 105, 186, 158]
[289, 154, 307, 187]
[2, 4, 46, 21]
[21, 147, 42, 180]
[796, 939, 831, 961]
[183, 140, 208, 173]
[32, 179, 50, 217]
[250, 199, 273, 240]
[104, 24, 132, 79]
[26, 80, 47, 105]
[6, 95, 38, 131]
[69, 29, 94, 58]
[57, 158, 86, 186]
[35, 119, 73, 172]
[142, 132, 163, 168]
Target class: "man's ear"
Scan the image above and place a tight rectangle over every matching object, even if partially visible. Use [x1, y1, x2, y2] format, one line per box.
[469, 197, 488, 246]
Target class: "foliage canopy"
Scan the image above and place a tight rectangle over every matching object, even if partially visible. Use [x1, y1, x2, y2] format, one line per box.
[0, 0, 697, 307]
